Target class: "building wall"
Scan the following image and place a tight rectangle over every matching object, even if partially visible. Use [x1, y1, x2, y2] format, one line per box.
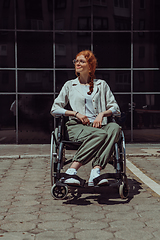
[0, 0, 160, 144]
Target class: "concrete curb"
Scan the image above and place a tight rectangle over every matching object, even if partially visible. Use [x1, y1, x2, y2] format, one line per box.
[0, 153, 160, 159]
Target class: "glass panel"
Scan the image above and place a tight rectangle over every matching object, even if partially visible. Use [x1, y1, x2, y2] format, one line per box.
[133, 0, 160, 30]
[0, 0, 14, 29]
[0, 95, 16, 144]
[134, 32, 160, 68]
[54, 0, 91, 30]
[18, 70, 53, 92]
[96, 70, 131, 92]
[133, 94, 160, 142]
[16, 0, 53, 30]
[18, 94, 54, 143]
[0, 32, 15, 68]
[17, 32, 53, 68]
[94, 33, 131, 68]
[55, 32, 91, 68]
[114, 94, 131, 142]
[134, 70, 160, 92]
[94, 0, 131, 30]
[55, 70, 76, 92]
[0, 70, 15, 92]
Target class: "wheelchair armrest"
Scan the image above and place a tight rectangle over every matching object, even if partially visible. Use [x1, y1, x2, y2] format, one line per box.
[55, 115, 69, 142]
[107, 115, 116, 123]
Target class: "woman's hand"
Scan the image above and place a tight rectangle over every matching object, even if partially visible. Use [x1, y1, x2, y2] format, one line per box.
[76, 113, 90, 125]
[93, 112, 104, 128]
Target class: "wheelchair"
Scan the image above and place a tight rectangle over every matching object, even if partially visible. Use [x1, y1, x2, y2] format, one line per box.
[50, 116, 129, 200]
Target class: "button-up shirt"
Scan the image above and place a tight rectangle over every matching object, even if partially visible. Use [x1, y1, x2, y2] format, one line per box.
[51, 78, 121, 125]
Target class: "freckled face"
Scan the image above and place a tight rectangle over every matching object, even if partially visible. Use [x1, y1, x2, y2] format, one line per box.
[75, 55, 90, 76]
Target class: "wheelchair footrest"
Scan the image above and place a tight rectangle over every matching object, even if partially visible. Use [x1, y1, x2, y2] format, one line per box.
[60, 173, 86, 187]
[93, 173, 122, 186]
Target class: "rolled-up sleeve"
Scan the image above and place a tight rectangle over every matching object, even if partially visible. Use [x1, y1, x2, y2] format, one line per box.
[50, 82, 69, 117]
[105, 83, 121, 117]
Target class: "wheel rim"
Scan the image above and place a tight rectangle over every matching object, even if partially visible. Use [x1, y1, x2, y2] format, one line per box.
[51, 184, 68, 200]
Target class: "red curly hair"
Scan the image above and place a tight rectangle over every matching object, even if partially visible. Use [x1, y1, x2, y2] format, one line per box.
[75, 50, 97, 95]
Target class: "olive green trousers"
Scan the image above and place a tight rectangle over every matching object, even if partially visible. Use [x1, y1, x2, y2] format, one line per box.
[66, 120, 121, 169]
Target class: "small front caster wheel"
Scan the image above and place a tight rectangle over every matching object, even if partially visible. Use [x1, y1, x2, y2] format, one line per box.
[119, 182, 129, 199]
[51, 184, 68, 200]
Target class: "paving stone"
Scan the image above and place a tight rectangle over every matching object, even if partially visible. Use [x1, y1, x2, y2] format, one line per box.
[1, 222, 36, 232]
[12, 200, 40, 207]
[102, 204, 132, 212]
[138, 210, 160, 220]
[0, 232, 35, 240]
[8, 206, 40, 214]
[39, 212, 72, 221]
[38, 220, 72, 231]
[40, 205, 72, 213]
[115, 229, 153, 240]
[71, 205, 102, 213]
[73, 212, 105, 221]
[75, 230, 113, 240]
[4, 213, 37, 222]
[134, 203, 160, 212]
[0, 200, 12, 207]
[145, 219, 160, 229]
[35, 231, 74, 240]
[109, 219, 145, 229]
[74, 220, 108, 230]
[153, 230, 160, 238]
[105, 211, 138, 220]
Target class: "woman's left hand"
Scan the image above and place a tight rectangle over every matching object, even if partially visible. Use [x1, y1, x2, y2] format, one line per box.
[93, 113, 104, 128]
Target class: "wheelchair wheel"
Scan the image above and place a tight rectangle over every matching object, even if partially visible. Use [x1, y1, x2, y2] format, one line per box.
[51, 184, 68, 200]
[119, 182, 129, 199]
[50, 128, 58, 186]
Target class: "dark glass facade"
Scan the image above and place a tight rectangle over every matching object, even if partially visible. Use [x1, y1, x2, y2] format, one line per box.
[0, 0, 160, 144]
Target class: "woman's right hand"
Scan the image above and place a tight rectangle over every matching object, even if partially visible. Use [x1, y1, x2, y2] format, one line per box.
[76, 113, 90, 125]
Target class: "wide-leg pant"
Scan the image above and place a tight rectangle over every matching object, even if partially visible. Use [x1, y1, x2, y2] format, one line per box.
[66, 120, 121, 169]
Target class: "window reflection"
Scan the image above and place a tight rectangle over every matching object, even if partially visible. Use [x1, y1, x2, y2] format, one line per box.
[96, 70, 131, 92]
[55, 70, 75, 92]
[94, 33, 131, 68]
[55, 33, 91, 68]
[18, 71, 53, 92]
[17, 32, 53, 68]
[133, 94, 160, 142]
[18, 95, 54, 143]
[94, 0, 131, 30]
[0, 95, 16, 144]
[134, 71, 160, 92]
[134, 32, 160, 68]
[134, 0, 160, 30]
[55, 0, 91, 30]
[114, 94, 131, 142]
[0, 32, 15, 68]
[0, 0, 14, 29]
[16, 0, 53, 30]
[0, 71, 15, 92]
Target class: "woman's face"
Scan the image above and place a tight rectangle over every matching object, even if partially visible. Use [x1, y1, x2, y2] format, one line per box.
[75, 55, 90, 76]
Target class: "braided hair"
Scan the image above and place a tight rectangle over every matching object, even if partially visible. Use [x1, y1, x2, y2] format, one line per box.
[75, 50, 97, 95]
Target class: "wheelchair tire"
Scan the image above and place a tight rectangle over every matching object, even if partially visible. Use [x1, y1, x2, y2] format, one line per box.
[50, 128, 58, 186]
[119, 182, 129, 199]
[51, 184, 68, 200]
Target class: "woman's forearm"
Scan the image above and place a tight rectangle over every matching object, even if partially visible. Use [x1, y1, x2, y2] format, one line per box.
[65, 110, 77, 117]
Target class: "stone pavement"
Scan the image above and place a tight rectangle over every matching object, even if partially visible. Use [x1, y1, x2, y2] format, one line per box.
[0, 144, 160, 240]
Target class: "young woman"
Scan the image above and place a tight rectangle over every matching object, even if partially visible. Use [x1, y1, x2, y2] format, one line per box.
[51, 50, 121, 186]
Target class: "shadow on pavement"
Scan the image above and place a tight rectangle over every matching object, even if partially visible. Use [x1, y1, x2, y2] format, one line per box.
[62, 178, 143, 205]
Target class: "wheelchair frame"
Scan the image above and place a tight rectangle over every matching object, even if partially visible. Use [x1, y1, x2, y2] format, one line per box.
[50, 116, 129, 200]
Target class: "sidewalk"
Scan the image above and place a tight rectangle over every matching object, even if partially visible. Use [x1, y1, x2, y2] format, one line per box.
[0, 144, 160, 240]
